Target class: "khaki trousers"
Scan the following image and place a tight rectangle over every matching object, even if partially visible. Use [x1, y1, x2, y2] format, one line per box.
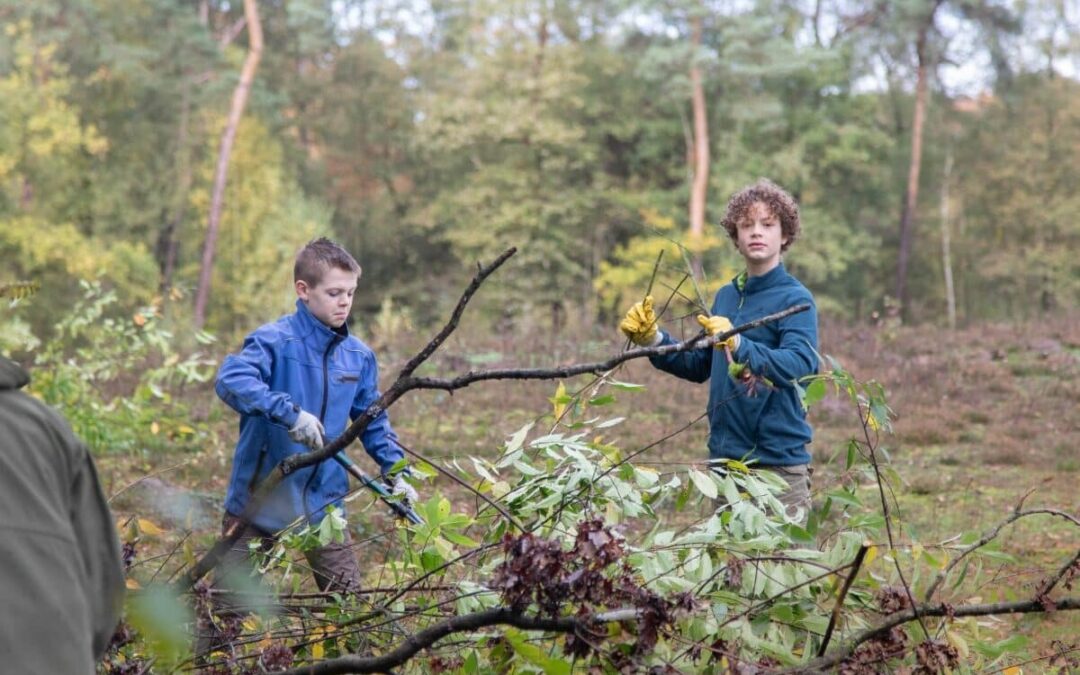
[218, 513, 362, 595]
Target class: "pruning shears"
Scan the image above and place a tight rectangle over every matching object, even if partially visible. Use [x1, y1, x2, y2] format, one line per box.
[333, 452, 424, 525]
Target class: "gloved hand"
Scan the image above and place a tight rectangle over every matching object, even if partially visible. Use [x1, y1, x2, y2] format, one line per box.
[619, 295, 659, 346]
[696, 314, 739, 351]
[391, 475, 419, 504]
[288, 410, 325, 450]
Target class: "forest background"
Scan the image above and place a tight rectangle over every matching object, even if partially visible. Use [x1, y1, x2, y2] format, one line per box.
[1, 0, 1079, 672]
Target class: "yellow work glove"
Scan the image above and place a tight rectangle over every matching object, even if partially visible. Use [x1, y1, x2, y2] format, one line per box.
[696, 314, 739, 351]
[619, 295, 659, 346]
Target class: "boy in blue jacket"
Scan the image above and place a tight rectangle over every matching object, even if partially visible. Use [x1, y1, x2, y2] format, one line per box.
[214, 237, 417, 593]
[620, 180, 818, 523]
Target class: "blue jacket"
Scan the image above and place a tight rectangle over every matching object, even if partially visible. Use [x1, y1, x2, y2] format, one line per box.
[650, 264, 818, 466]
[216, 300, 404, 532]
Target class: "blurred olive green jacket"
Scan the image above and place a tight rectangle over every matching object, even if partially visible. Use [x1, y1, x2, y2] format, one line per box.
[0, 356, 124, 672]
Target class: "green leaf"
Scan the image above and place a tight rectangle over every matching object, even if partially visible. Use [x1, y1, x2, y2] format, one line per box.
[972, 634, 1029, 659]
[675, 481, 691, 511]
[825, 488, 862, 509]
[845, 439, 859, 470]
[977, 548, 1019, 564]
[689, 469, 718, 499]
[608, 379, 645, 391]
[781, 522, 814, 544]
[442, 531, 480, 548]
[420, 548, 443, 574]
[634, 467, 659, 487]
[504, 422, 534, 456]
[804, 378, 826, 407]
[127, 587, 193, 666]
[848, 513, 886, 531]
[505, 628, 572, 674]
[588, 394, 616, 406]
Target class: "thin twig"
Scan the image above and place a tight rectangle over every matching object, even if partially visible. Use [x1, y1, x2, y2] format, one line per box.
[107, 459, 192, 503]
[396, 440, 524, 532]
[818, 543, 870, 656]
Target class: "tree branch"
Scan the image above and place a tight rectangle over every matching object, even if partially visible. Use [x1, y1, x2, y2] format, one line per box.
[818, 543, 870, 656]
[925, 507, 1080, 601]
[403, 303, 810, 392]
[277, 607, 635, 675]
[784, 597, 1080, 673]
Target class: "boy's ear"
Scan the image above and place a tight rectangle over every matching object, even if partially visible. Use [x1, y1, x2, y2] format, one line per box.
[295, 279, 310, 301]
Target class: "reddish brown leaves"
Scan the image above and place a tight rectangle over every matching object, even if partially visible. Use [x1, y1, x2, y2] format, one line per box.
[491, 518, 693, 666]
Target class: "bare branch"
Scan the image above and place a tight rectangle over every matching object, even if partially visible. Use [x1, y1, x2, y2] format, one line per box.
[404, 303, 811, 392]
[1036, 547, 1080, 600]
[398, 247, 518, 379]
[818, 543, 870, 656]
[925, 507, 1080, 601]
[785, 597, 1080, 674]
[276, 607, 631, 675]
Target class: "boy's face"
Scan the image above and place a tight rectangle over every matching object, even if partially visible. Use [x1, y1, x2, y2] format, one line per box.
[296, 266, 358, 328]
[735, 201, 788, 273]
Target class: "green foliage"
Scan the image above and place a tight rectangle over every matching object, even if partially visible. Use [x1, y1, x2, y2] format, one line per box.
[28, 280, 217, 455]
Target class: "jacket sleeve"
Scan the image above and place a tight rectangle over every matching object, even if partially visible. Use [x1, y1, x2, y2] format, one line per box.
[648, 330, 714, 383]
[350, 353, 405, 475]
[69, 445, 125, 658]
[215, 328, 301, 428]
[735, 294, 819, 389]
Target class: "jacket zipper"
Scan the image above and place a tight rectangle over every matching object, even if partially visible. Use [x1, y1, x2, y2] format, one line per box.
[304, 333, 341, 520]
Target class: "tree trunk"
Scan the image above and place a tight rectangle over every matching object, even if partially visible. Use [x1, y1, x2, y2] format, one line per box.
[193, 0, 263, 329]
[688, 14, 708, 279]
[158, 76, 193, 296]
[894, 17, 934, 318]
[939, 145, 955, 330]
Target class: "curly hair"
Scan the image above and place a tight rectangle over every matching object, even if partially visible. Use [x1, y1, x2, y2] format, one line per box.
[294, 237, 361, 286]
[720, 179, 801, 252]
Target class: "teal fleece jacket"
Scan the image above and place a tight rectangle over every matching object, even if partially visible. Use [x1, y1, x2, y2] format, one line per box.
[649, 263, 818, 466]
[0, 356, 125, 673]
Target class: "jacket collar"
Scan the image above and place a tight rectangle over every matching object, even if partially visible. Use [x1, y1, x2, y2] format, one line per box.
[0, 356, 30, 391]
[294, 299, 349, 346]
[739, 263, 787, 295]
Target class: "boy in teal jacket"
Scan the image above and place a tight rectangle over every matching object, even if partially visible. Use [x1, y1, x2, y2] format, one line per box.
[620, 180, 818, 522]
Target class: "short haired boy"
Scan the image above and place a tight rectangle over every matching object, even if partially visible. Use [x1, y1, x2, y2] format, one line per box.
[214, 237, 417, 593]
[620, 180, 819, 523]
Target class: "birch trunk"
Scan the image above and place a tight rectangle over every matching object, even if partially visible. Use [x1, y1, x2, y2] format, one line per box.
[193, 0, 263, 328]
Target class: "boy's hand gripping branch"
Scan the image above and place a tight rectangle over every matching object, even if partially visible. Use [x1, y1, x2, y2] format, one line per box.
[696, 314, 740, 351]
[619, 295, 659, 346]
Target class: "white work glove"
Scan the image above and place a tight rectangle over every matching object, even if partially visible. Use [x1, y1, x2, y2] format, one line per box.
[288, 410, 325, 450]
[391, 475, 419, 504]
